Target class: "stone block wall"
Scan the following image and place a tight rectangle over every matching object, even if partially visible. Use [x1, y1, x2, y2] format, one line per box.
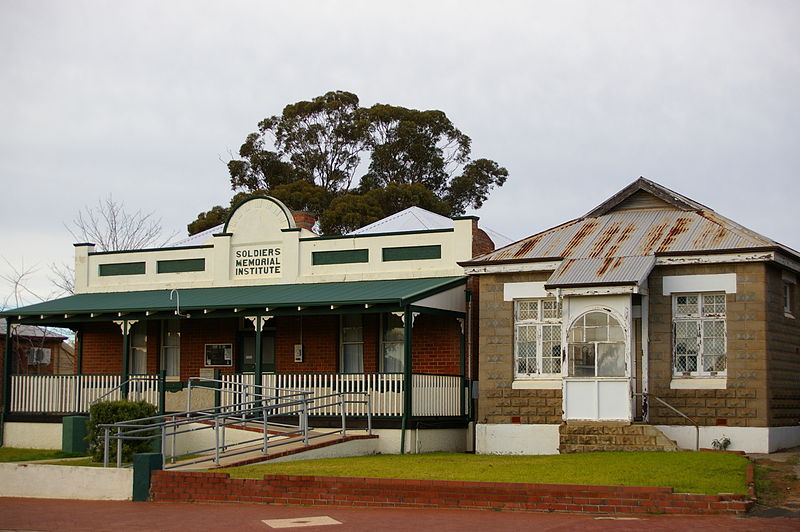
[477, 271, 562, 425]
[765, 263, 800, 426]
[647, 262, 769, 427]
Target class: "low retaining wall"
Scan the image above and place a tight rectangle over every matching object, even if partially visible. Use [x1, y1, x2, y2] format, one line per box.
[0, 463, 132, 500]
[150, 471, 753, 516]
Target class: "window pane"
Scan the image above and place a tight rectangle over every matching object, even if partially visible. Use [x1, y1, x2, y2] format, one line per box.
[702, 353, 727, 372]
[515, 300, 538, 321]
[515, 325, 537, 374]
[343, 344, 364, 373]
[541, 325, 561, 374]
[382, 343, 404, 372]
[676, 295, 699, 316]
[597, 343, 625, 377]
[383, 314, 404, 341]
[342, 314, 363, 342]
[675, 321, 699, 354]
[569, 344, 595, 377]
[541, 300, 561, 320]
[702, 294, 725, 315]
[584, 312, 607, 328]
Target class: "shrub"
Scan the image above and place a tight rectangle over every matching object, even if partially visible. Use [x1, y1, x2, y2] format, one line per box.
[87, 400, 158, 463]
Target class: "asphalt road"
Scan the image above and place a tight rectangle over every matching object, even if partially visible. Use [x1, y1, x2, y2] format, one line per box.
[1, 498, 799, 532]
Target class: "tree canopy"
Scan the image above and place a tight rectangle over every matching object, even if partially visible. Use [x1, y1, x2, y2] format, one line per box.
[189, 90, 508, 235]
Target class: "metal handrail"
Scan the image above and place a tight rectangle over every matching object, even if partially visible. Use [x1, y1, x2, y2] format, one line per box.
[90, 374, 160, 406]
[633, 392, 700, 451]
[98, 385, 372, 469]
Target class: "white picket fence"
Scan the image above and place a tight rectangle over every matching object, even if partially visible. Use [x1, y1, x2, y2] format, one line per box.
[220, 373, 463, 417]
[10, 374, 160, 413]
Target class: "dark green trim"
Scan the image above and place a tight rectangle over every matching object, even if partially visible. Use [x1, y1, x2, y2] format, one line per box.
[74, 242, 95, 247]
[301, 227, 454, 242]
[157, 258, 205, 273]
[400, 307, 413, 455]
[121, 321, 130, 399]
[281, 227, 301, 233]
[99, 262, 145, 276]
[223, 195, 292, 233]
[383, 245, 441, 262]
[2, 323, 13, 444]
[452, 215, 479, 221]
[213, 233, 233, 237]
[90, 245, 212, 256]
[254, 316, 263, 389]
[312, 249, 369, 265]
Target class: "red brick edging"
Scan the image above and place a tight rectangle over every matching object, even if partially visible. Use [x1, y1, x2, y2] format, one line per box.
[150, 468, 754, 516]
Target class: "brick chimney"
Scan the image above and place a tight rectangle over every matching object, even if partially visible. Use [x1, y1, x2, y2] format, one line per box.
[292, 211, 316, 233]
[471, 219, 495, 258]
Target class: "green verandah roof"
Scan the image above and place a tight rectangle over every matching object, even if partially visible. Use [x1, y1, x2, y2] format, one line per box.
[1, 276, 467, 319]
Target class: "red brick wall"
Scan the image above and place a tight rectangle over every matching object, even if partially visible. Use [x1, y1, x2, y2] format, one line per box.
[81, 322, 123, 374]
[149, 471, 752, 516]
[411, 314, 461, 375]
[178, 318, 239, 380]
[275, 316, 339, 373]
[77, 312, 464, 378]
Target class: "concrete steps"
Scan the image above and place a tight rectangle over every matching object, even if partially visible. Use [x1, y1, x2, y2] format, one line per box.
[559, 421, 679, 453]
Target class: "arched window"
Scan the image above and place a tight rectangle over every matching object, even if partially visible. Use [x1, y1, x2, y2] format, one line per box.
[567, 311, 626, 377]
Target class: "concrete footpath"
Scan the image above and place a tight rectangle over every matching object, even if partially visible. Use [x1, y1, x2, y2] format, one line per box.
[1, 497, 799, 532]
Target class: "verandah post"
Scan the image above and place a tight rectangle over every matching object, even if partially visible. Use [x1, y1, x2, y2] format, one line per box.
[254, 316, 263, 391]
[1, 321, 14, 445]
[400, 307, 413, 454]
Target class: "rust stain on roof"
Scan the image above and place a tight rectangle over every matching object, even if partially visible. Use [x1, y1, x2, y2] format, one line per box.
[656, 217, 692, 253]
[595, 256, 624, 276]
[511, 234, 543, 258]
[603, 222, 636, 258]
[561, 220, 599, 257]
[639, 221, 670, 255]
[558, 258, 577, 276]
[692, 213, 729, 248]
[588, 222, 621, 258]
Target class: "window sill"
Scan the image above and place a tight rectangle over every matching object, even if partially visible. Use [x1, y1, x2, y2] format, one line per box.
[512, 378, 562, 390]
[670, 377, 727, 390]
[785, 312, 795, 320]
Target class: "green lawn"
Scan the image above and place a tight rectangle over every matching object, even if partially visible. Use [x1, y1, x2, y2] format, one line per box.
[219, 451, 749, 495]
[0, 448, 88, 463]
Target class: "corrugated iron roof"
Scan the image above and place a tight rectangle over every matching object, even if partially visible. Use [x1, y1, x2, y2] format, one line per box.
[1, 277, 466, 319]
[471, 179, 795, 264]
[545, 255, 656, 288]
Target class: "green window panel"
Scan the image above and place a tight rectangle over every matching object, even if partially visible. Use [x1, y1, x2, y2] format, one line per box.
[312, 249, 369, 265]
[157, 258, 206, 273]
[382, 245, 442, 262]
[98, 262, 146, 276]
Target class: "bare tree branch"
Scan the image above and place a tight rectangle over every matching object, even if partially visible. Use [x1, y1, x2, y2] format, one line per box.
[65, 194, 178, 252]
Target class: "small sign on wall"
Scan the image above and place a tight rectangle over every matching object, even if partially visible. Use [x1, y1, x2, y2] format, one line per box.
[205, 343, 233, 366]
[294, 344, 303, 363]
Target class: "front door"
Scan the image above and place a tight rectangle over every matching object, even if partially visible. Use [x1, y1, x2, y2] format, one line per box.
[563, 310, 631, 420]
[239, 331, 275, 373]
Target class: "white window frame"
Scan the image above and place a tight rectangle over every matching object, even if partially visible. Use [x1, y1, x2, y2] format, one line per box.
[672, 292, 727, 377]
[513, 298, 562, 379]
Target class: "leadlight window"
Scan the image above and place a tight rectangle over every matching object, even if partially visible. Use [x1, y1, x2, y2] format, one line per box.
[514, 299, 562, 377]
[672, 293, 726, 376]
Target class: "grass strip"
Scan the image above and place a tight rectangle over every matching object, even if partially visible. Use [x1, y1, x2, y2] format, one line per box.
[0, 448, 88, 463]
[219, 451, 749, 495]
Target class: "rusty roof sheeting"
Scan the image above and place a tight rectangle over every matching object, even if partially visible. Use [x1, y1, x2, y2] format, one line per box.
[473, 208, 782, 264]
[545, 255, 656, 288]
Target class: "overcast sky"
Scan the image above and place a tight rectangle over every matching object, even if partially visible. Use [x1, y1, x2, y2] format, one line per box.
[1, 0, 798, 307]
